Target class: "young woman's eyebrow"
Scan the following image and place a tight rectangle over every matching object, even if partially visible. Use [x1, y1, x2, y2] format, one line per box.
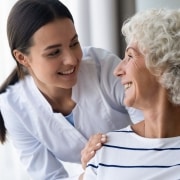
[44, 44, 62, 51]
[44, 34, 78, 51]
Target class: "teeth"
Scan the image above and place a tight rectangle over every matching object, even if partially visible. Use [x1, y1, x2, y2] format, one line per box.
[124, 83, 131, 90]
[59, 68, 74, 75]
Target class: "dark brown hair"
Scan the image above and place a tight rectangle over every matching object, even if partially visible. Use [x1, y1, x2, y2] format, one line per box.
[0, 0, 74, 143]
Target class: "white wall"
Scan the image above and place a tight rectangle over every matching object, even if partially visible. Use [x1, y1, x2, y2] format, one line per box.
[61, 0, 119, 55]
[136, 0, 180, 11]
[0, 1, 16, 84]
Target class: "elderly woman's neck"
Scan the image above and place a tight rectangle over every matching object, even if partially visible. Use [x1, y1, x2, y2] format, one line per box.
[132, 103, 180, 138]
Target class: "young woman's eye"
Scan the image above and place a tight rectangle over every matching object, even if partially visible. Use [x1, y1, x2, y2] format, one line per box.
[70, 41, 79, 48]
[48, 49, 60, 57]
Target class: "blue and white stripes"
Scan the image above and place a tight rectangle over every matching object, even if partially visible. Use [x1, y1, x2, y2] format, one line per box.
[84, 126, 180, 180]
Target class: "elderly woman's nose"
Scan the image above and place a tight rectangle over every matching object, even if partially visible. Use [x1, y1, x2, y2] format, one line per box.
[113, 60, 125, 77]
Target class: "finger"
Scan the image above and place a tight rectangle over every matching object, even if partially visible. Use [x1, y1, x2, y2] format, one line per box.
[81, 134, 108, 169]
[83, 134, 107, 154]
[81, 150, 95, 169]
[100, 134, 107, 143]
[88, 133, 107, 147]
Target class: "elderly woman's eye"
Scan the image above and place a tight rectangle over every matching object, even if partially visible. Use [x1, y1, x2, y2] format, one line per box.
[127, 55, 132, 61]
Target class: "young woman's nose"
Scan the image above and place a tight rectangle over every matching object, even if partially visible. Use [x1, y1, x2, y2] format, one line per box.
[113, 60, 125, 77]
[62, 50, 77, 65]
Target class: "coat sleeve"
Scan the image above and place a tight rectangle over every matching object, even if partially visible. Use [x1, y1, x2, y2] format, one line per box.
[1, 104, 79, 180]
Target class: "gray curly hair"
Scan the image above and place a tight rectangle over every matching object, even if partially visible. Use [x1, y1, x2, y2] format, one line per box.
[122, 8, 180, 105]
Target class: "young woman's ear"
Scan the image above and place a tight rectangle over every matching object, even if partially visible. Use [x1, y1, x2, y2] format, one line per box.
[13, 49, 30, 67]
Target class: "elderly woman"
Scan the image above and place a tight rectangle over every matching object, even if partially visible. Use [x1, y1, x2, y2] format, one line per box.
[82, 8, 180, 179]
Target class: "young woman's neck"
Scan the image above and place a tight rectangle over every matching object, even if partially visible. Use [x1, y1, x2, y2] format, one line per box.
[34, 79, 76, 115]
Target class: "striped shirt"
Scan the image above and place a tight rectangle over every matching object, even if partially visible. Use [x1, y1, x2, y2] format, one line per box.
[84, 126, 180, 180]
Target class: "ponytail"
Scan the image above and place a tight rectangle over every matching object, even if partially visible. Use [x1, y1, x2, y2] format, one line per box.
[0, 67, 19, 94]
[0, 67, 19, 143]
[0, 112, 6, 144]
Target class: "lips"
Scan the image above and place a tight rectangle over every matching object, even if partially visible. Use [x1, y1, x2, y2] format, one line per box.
[58, 67, 75, 75]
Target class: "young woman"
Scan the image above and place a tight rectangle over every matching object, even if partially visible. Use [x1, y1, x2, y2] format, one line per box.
[0, 0, 142, 179]
[83, 8, 180, 179]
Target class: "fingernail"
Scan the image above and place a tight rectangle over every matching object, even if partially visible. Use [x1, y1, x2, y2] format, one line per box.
[101, 137, 106, 142]
[102, 134, 106, 138]
[96, 143, 101, 147]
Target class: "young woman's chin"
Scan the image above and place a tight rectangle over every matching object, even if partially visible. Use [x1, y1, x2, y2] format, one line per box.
[60, 79, 78, 89]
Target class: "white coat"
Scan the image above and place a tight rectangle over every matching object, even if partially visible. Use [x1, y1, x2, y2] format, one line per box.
[0, 47, 143, 179]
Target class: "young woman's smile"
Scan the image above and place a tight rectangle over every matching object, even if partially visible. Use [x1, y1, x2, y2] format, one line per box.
[24, 18, 82, 90]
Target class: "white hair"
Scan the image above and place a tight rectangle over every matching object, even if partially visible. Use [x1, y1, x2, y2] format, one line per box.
[122, 8, 180, 105]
